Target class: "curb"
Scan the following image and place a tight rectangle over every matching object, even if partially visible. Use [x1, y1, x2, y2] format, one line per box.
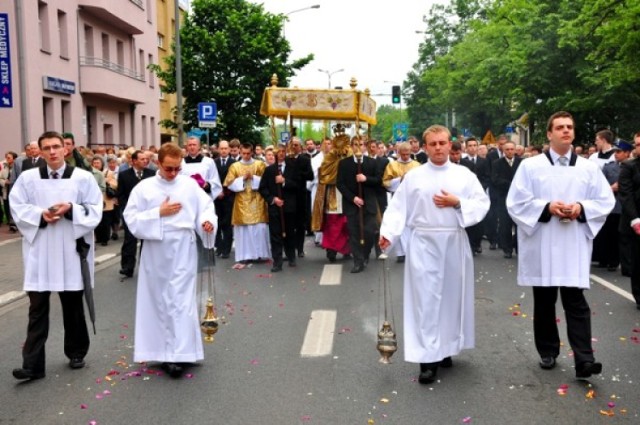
[0, 251, 122, 309]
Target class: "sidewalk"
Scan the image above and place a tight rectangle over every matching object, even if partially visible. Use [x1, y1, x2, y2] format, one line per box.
[0, 226, 122, 307]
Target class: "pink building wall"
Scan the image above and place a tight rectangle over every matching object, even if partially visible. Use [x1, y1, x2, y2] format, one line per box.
[0, 0, 159, 153]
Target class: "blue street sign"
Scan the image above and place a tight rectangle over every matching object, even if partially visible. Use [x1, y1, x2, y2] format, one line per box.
[280, 131, 290, 143]
[393, 123, 408, 141]
[0, 14, 13, 108]
[198, 102, 217, 127]
[505, 126, 515, 134]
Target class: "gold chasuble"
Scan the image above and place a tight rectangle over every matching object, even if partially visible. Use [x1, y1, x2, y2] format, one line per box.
[223, 160, 268, 225]
[382, 160, 421, 189]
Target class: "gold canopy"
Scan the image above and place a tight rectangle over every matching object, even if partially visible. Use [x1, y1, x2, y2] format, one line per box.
[260, 74, 377, 125]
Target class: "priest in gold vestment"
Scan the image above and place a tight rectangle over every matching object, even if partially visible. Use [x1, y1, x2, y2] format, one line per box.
[223, 143, 270, 263]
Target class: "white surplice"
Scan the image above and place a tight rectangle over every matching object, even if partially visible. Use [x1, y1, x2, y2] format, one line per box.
[380, 161, 489, 363]
[10, 167, 102, 291]
[507, 153, 615, 289]
[123, 174, 217, 363]
[181, 155, 223, 200]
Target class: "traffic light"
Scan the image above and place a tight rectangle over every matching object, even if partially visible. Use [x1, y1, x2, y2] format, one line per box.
[392, 85, 401, 104]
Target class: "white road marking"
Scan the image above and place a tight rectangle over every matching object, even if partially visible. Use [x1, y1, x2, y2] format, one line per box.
[590, 274, 635, 302]
[0, 237, 20, 247]
[0, 290, 26, 307]
[319, 264, 342, 286]
[300, 309, 337, 358]
[95, 253, 116, 264]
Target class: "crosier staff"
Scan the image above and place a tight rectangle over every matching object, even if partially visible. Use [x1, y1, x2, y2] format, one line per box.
[354, 151, 365, 246]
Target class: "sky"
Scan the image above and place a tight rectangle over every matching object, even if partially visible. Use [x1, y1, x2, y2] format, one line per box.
[252, 0, 441, 106]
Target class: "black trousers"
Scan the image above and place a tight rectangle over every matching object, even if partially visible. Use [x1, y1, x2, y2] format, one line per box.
[120, 220, 138, 272]
[95, 210, 112, 244]
[496, 198, 516, 254]
[532, 286, 594, 366]
[466, 222, 484, 251]
[484, 193, 499, 245]
[596, 213, 620, 268]
[345, 211, 377, 266]
[619, 231, 634, 278]
[214, 197, 234, 255]
[22, 291, 89, 372]
[268, 211, 296, 266]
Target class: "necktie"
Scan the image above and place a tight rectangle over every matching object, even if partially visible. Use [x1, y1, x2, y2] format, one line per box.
[33, 158, 37, 165]
[137, 170, 143, 179]
[222, 158, 226, 167]
[50, 171, 59, 179]
[558, 156, 568, 166]
[508, 159, 513, 167]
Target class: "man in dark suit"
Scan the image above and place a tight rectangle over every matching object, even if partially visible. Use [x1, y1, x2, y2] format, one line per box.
[617, 131, 640, 309]
[20, 141, 46, 171]
[485, 134, 509, 249]
[259, 145, 299, 272]
[337, 137, 381, 273]
[290, 137, 314, 258]
[460, 138, 490, 254]
[368, 140, 389, 257]
[214, 140, 235, 258]
[117, 150, 154, 277]
[491, 141, 521, 258]
[302, 138, 321, 237]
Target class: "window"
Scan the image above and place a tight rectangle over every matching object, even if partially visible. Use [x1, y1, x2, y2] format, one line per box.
[84, 25, 94, 56]
[58, 10, 68, 58]
[116, 40, 124, 67]
[61, 100, 71, 132]
[138, 49, 145, 78]
[150, 117, 156, 145]
[119, 112, 126, 144]
[141, 115, 148, 147]
[43, 97, 54, 130]
[38, 2, 51, 53]
[157, 33, 165, 49]
[148, 54, 154, 88]
[159, 86, 165, 100]
[101, 33, 109, 62]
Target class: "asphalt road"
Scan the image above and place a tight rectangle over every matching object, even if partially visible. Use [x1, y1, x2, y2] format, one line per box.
[1, 237, 639, 424]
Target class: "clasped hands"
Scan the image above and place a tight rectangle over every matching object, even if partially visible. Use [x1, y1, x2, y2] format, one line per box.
[549, 200, 581, 221]
[43, 202, 72, 224]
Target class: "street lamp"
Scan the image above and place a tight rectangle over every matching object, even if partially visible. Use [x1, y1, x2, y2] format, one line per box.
[282, 5, 320, 36]
[318, 68, 344, 89]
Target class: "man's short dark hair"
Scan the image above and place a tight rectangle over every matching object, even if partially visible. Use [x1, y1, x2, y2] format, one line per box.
[596, 129, 615, 145]
[38, 131, 64, 148]
[6, 151, 17, 160]
[240, 143, 253, 152]
[546, 111, 574, 132]
[451, 141, 462, 152]
[131, 150, 144, 161]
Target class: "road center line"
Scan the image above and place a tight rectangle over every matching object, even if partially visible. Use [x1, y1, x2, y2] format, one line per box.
[590, 274, 635, 302]
[319, 264, 342, 286]
[300, 309, 337, 358]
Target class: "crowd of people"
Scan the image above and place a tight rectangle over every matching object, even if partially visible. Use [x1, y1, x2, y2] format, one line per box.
[8, 112, 640, 385]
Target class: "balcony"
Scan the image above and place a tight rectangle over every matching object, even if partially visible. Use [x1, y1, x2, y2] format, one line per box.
[78, 0, 145, 35]
[80, 56, 148, 104]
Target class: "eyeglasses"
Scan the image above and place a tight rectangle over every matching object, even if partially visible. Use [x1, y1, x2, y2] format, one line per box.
[161, 165, 182, 173]
[41, 145, 64, 152]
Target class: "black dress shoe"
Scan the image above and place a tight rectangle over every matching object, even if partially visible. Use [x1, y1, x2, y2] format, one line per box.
[111, 233, 119, 241]
[489, 243, 497, 250]
[119, 269, 133, 278]
[298, 251, 305, 258]
[396, 255, 405, 263]
[350, 264, 365, 274]
[576, 361, 602, 379]
[504, 252, 513, 259]
[327, 250, 337, 263]
[270, 265, 282, 273]
[100, 242, 108, 246]
[288, 260, 296, 267]
[220, 253, 230, 259]
[607, 266, 618, 272]
[474, 246, 482, 254]
[418, 364, 438, 384]
[539, 356, 556, 370]
[440, 357, 453, 368]
[342, 253, 352, 260]
[12, 368, 45, 380]
[69, 357, 85, 369]
[161, 362, 184, 378]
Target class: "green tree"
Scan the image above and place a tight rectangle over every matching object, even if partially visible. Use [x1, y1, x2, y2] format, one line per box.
[372, 105, 408, 143]
[151, 0, 313, 145]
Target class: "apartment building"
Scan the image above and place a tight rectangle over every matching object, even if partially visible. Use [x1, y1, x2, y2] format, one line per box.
[157, 0, 189, 144]
[0, 0, 160, 153]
